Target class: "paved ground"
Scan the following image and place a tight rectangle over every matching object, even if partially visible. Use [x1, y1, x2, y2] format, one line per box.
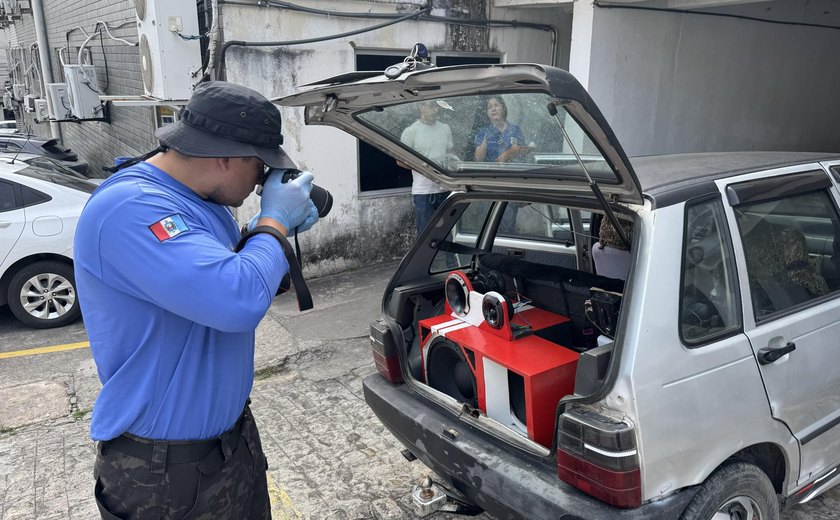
[0, 261, 837, 519]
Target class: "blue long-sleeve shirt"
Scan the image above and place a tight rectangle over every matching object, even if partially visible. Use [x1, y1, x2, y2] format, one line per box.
[474, 123, 526, 162]
[74, 162, 288, 441]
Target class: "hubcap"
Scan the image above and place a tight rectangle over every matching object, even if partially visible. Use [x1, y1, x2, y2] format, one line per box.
[711, 496, 763, 520]
[19, 272, 76, 321]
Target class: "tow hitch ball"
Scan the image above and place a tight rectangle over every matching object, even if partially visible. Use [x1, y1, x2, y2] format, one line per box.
[410, 476, 483, 517]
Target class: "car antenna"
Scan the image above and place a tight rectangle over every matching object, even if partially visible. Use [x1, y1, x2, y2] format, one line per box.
[546, 101, 631, 250]
[10, 132, 32, 166]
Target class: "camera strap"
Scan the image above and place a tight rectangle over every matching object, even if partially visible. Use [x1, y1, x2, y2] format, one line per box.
[235, 225, 313, 311]
[103, 146, 168, 174]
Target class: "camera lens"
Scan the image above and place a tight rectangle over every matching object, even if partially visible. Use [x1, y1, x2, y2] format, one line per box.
[279, 169, 333, 218]
[310, 184, 333, 218]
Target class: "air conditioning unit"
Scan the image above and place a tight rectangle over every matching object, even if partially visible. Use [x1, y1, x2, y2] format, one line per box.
[46, 82, 71, 120]
[2, 93, 11, 108]
[34, 98, 48, 121]
[22, 94, 35, 112]
[136, 0, 202, 100]
[11, 83, 24, 100]
[63, 65, 103, 119]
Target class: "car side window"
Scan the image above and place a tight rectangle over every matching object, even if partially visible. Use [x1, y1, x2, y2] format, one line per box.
[498, 202, 573, 243]
[21, 185, 50, 207]
[430, 200, 493, 273]
[0, 181, 17, 212]
[680, 197, 741, 345]
[734, 189, 840, 320]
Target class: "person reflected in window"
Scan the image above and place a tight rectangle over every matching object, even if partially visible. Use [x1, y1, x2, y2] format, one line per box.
[474, 96, 527, 162]
[399, 100, 453, 235]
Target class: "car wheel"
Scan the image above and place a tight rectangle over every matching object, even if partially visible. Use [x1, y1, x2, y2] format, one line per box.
[681, 462, 779, 520]
[7, 261, 81, 329]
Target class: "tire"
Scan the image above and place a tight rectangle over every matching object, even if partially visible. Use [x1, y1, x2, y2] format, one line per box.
[7, 261, 81, 329]
[681, 462, 779, 520]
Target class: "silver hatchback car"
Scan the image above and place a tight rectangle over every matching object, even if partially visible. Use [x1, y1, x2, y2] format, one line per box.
[279, 63, 840, 519]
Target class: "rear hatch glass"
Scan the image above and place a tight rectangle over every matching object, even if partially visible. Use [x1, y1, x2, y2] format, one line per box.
[276, 63, 642, 203]
[15, 166, 97, 194]
[357, 92, 619, 184]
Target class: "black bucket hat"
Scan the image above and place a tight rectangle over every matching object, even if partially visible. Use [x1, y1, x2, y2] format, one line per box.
[156, 81, 296, 169]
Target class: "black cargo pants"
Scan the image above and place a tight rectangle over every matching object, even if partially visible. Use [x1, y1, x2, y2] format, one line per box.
[93, 405, 271, 519]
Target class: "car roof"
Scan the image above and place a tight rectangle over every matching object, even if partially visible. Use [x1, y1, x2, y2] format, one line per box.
[0, 160, 29, 175]
[0, 152, 43, 162]
[631, 151, 840, 208]
[0, 160, 96, 194]
[0, 134, 50, 144]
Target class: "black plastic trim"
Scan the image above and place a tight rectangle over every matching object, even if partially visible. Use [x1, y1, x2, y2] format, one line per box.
[800, 414, 840, 445]
[726, 170, 831, 207]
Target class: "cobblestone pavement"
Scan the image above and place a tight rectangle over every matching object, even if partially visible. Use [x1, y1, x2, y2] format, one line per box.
[0, 262, 837, 519]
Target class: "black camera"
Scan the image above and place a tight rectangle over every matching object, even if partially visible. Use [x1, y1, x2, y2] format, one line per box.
[279, 169, 333, 218]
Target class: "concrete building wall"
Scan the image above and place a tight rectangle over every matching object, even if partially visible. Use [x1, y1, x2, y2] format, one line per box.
[583, 0, 840, 156]
[224, 0, 564, 275]
[40, 0, 157, 167]
[0, 0, 156, 172]
[489, 3, 572, 69]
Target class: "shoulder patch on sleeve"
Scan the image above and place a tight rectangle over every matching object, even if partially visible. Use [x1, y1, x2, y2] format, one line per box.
[149, 214, 189, 241]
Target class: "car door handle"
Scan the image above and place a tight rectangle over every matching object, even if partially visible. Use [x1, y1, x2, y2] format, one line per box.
[758, 342, 796, 365]
[0, 221, 11, 228]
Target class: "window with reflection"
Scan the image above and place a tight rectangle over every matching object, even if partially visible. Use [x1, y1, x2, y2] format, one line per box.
[734, 190, 840, 320]
[430, 201, 492, 273]
[356, 92, 618, 183]
[681, 198, 741, 344]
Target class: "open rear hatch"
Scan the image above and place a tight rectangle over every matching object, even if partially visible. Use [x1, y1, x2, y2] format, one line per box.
[277, 62, 638, 458]
[274, 63, 642, 204]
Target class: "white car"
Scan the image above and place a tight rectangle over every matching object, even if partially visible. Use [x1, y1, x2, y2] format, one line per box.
[0, 153, 107, 185]
[0, 120, 17, 135]
[0, 161, 95, 328]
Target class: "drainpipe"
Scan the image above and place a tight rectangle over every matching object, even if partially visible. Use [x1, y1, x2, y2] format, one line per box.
[31, 0, 62, 141]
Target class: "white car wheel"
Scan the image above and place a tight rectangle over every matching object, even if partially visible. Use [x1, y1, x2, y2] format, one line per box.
[7, 261, 81, 328]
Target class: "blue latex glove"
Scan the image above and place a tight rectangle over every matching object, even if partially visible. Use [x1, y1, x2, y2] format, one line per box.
[259, 170, 320, 236]
[247, 207, 318, 237]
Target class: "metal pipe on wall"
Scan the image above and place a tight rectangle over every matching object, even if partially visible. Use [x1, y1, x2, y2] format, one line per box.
[31, 0, 62, 141]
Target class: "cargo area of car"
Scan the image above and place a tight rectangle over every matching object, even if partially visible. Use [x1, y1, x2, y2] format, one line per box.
[381, 199, 631, 452]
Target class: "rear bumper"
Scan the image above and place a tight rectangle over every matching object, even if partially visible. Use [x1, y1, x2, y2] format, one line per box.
[363, 374, 697, 520]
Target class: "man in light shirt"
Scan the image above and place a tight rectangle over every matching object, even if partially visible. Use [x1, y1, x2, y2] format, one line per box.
[399, 100, 453, 235]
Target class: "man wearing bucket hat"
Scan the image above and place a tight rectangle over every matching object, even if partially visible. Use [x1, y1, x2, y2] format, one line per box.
[74, 81, 318, 519]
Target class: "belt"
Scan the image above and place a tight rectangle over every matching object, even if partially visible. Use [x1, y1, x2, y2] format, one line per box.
[102, 406, 249, 469]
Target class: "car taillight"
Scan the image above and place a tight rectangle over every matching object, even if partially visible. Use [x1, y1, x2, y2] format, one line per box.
[557, 406, 641, 508]
[370, 318, 403, 384]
